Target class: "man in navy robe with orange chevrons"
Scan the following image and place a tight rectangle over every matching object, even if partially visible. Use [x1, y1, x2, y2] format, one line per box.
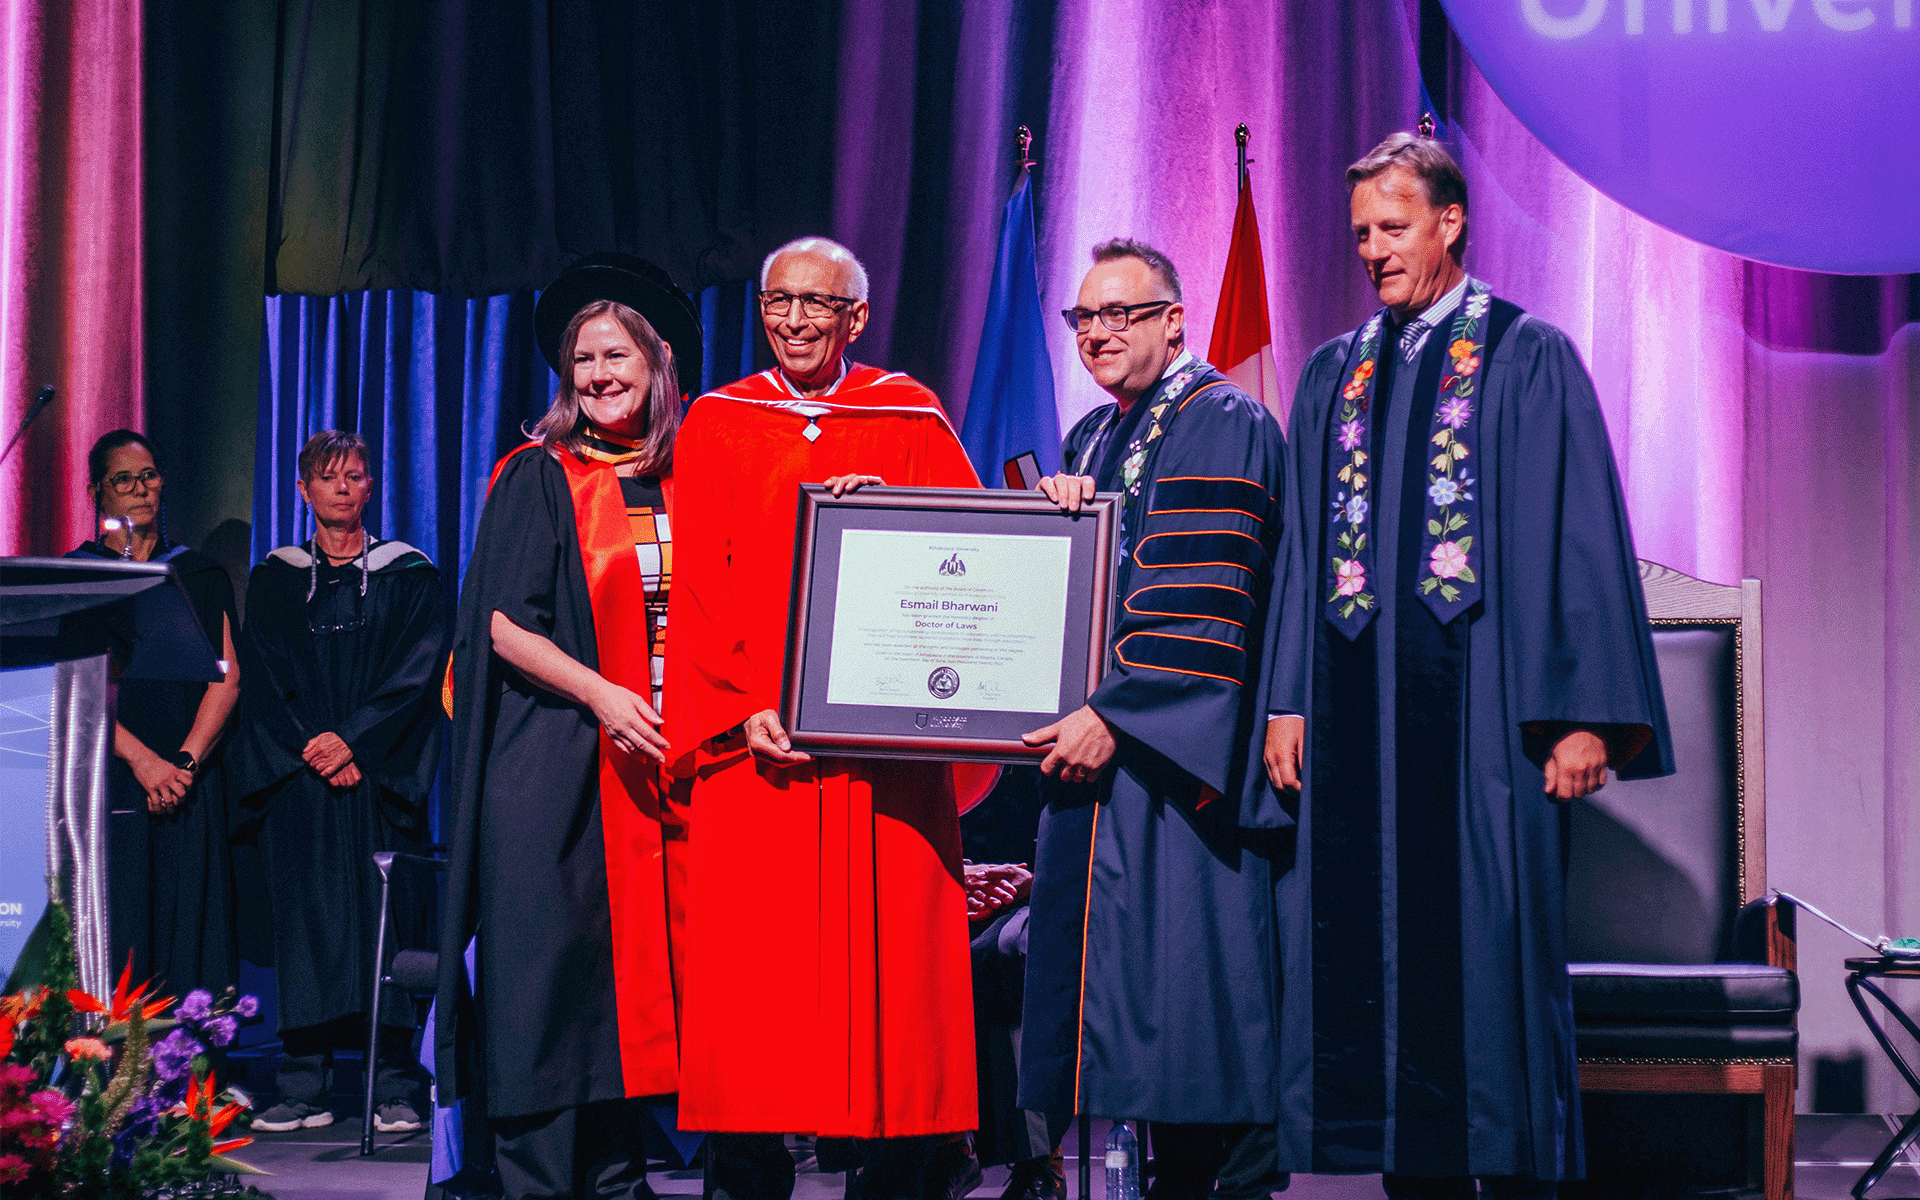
[1018, 239, 1289, 1200]
[1256, 133, 1672, 1197]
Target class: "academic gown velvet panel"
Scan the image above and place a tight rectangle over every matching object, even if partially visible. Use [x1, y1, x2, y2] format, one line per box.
[666, 366, 982, 1137]
[229, 546, 444, 1031]
[1018, 366, 1288, 1125]
[1260, 306, 1672, 1179]
[436, 448, 677, 1118]
[65, 544, 240, 997]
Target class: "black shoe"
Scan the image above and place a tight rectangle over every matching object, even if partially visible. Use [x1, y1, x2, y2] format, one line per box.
[1000, 1158, 1064, 1200]
[919, 1140, 983, 1200]
[709, 1133, 797, 1200]
[848, 1144, 907, 1200]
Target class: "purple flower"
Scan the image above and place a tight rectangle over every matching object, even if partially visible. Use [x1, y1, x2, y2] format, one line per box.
[123, 1094, 165, 1140]
[1343, 494, 1369, 526]
[1337, 419, 1364, 451]
[1427, 478, 1462, 507]
[1437, 397, 1473, 430]
[150, 1029, 203, 1081]
[235, 994, 260, 1019]
[176, 989, 215, 1022]
[203, 1014, 239, 1047]
[113, 1096, 167, 1167]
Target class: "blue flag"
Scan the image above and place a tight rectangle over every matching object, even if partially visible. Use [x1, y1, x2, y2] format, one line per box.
[961, 172, 1059, 484]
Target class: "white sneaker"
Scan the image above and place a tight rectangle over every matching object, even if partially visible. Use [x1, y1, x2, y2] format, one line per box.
[253, 1100, 334, 1132]
[374, 1100, 423, 1132]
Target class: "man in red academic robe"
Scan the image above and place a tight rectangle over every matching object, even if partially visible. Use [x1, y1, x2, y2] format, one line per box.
[667, 237, 983, 1200]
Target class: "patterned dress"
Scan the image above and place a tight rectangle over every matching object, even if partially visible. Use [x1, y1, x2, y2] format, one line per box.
[621, 475, 672, 710]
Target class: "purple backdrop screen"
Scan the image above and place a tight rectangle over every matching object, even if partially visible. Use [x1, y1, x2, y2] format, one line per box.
[1441, 0, 1920, 275]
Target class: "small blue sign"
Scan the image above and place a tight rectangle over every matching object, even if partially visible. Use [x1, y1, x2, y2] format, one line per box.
[0, 665, 55, 981]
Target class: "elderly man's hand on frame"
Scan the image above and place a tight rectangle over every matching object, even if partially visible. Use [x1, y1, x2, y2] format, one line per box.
[824, 474, 886, 497]
[744, 708, 813, 767]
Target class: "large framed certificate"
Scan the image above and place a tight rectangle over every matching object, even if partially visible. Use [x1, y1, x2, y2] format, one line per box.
[780, 484, 1118, 762]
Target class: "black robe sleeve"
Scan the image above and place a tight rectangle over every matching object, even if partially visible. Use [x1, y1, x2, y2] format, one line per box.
[1087, 384, 1286, 802]
[1495, 318, 1675, 777]
[436, 447, 592, 1105]
[1239, 336, 1352, 826]
[1261, 337, 1350, 718]
[176, 551, 238, 661]
[333, 563, 446, 799]
[230, 562, 318, 805]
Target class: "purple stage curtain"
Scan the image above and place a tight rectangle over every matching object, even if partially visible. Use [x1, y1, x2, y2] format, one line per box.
[0, 0, 145, 555]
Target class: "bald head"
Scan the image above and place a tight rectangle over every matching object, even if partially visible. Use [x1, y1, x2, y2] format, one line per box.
[760, 236, 869, 302]
[757, 236, 873, 396]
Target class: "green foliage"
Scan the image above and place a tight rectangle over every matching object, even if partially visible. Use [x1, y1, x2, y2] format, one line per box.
[7, 894, 77, 1079]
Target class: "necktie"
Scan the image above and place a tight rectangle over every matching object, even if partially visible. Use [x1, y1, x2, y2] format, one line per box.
[1397, 317, 1430, 362]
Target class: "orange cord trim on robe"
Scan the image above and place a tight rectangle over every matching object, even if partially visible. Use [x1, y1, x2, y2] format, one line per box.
[1113, 633, 1247, 685]
[1176, 381, 1232, 411]
[1131, 528, 1264, 573]
[1074, 799, 1101, 1115]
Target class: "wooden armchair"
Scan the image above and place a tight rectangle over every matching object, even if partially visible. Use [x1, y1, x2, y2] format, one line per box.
[1569, 562, 1797, 1200]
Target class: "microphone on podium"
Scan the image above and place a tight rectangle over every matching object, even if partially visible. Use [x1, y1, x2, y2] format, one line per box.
[1, 385, 57, 466]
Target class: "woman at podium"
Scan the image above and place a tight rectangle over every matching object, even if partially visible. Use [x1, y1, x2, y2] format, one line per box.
[66, 428, 240, 997]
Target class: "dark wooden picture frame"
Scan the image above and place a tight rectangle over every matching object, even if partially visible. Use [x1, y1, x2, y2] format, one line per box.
[780, 484, 1118, 763]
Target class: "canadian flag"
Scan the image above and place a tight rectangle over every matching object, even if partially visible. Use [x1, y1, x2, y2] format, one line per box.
[1207, 183, 1283, 421]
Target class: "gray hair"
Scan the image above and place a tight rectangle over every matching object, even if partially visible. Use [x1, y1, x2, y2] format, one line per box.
[297, 429, 371, 480]
[760, 236, 870, 302]
[1347, 132, 1470, 261]
[1090, 238, 1183, 303]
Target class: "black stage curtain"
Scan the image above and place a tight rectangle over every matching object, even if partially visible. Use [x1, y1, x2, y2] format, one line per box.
[263, 0, 842, 297]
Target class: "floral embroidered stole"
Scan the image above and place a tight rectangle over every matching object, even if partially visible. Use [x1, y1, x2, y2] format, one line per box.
[1075, 360, 1225, 555]
[1323, 278, 1492, 638]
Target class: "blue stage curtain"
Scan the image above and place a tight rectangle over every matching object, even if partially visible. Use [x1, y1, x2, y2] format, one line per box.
[254, 290, 551, 589]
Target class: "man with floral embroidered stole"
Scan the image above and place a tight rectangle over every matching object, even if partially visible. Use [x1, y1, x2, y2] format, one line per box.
[666, 237, 986, 1200]
[1018, 239, 1289, 1200]
[1255, 133, 1674, 1197]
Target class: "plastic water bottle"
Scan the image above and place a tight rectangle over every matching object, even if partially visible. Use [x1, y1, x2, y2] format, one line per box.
[1105, 1120, 1140, 1200]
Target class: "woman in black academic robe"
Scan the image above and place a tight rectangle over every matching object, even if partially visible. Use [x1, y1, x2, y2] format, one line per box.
[231, 540, 444, 1035]
[439, 256, 700, 1197]
[66, 429, 241, 997]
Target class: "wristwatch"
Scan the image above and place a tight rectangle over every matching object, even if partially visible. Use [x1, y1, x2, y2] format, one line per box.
[169, 750, 200, 778]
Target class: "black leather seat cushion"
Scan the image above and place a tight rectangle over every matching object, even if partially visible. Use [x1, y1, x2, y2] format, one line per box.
[1570, 962, 1798, 1022]
[1575, 1021, 1798, 1060]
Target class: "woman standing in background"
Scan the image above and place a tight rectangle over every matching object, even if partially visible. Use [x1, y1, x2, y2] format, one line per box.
[67, 428, 240, 997]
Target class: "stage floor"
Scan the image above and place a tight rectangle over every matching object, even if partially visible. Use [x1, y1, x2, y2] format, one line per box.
[241, 1114, 1920, 1200]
